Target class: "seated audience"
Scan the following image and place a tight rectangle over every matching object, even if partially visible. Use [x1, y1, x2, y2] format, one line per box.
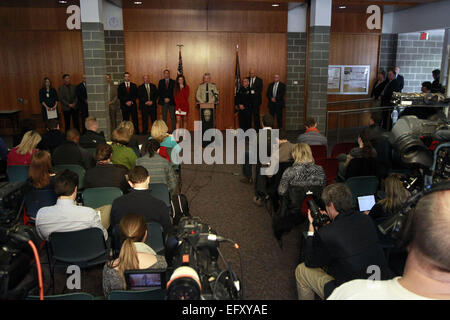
[150, 120, 180, 163]
[103, 213, 167, 297]
[52, 129, 94, 169]
[368, 173, 409, 222]
[344, 137, 378, 180]
[37, 119, 65, 154]
[110, 166, 172, 235]
[7, 130, 41, 166]
[278, 143, 326, 196]
[278, 129, 294, 164]
[328, 188, 450, 299]
[296, 117, 327, 146]
[363, 112, 385, 142]
[295, 183, 392, 300]
[110, 127, 137, 170]
[135, 139, 177, 194]
[118, 121, 140, 155]
[79, 117, 106, 149]
[35, 169, 108, 241]
[84, 143, 129, 193]
[13, 118, 36, 146]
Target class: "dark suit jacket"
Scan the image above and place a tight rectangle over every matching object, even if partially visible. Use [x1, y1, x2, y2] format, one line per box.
[84, 163, 129, 193]
[58, 84, 77, 112]
[304, 209, 392, 294]
[110, 189, 173, 234]
[157, 78, 176, 105]
[381, 79, 399, 106]
[247, 76, 263, 106]
[117, 82, 138, 110]
[37, 130, 66, 154]
[52, 141, 95, 170]
[76, 82, 88, 117]
[79, 130, 106, 149]
[396, 74, 404, 92]
[235, 86, 252, 108]
[267, 81, 286, 108]
[371, 80, 388, 99]
[137, 83, 159, 110]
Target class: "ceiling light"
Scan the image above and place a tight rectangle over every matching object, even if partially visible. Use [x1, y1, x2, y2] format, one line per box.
[134, 1, 143, 4]
[59, 0, 68, 3]
[339, 6, 346, 9]
[272, 4, 280, 7]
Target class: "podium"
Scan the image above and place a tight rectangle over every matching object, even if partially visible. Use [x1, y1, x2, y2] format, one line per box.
[199, 103, 217, 130]
[199, 103, 215, 109]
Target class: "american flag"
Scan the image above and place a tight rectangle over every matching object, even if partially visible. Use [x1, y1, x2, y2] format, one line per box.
[177, 47, 183, 76]
[234, 47, 241, 97]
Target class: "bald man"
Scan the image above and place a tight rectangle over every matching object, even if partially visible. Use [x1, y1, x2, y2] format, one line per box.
[247, 69, 263, 130]
[267, 74, 286, 129]
[138, 75, 158, 134]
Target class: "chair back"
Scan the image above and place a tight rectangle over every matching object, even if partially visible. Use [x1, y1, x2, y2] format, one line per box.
[82, 187, 123, 209]
[345, 175, 379, 205]
[315, 158, 338, 185]
[49, 228, 108, 268]
[26, 292, 95, 300]
[331, 142, 358, 158]
[24, 188, 58, 219]
[310, 145, 327, 160]
[7, 165, 29, 183]
[108, 288, 166, 300]
[54, 164, 86, 189]
[149, 183, 171, 207]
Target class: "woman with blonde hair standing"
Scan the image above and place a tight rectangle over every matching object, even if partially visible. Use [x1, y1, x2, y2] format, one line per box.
[102, 213, 167, 297]
[7, 131, 42, 166]
[278, 143, 326, 196]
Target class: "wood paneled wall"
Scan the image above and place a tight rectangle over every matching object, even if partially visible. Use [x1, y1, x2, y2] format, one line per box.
[0, 7, 84, 132]
[124, 8, 287, 131]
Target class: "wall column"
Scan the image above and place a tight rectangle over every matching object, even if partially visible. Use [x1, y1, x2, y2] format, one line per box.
[306, 0, 331, 132]
[80, 0, 109, 138]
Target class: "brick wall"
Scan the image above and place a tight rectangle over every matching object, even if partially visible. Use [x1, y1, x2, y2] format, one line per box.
[306, 26, 330, 132]
[380, 33, 397, 73]
[396, 32, 444, 92]
[286, 32, 307, 130]
[104, 30, 126, 82]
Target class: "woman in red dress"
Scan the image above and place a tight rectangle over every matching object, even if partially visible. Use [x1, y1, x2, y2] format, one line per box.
[174, 75, 190, 131]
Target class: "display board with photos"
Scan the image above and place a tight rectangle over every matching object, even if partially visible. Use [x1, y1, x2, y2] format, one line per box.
[327, 65, 370, 95]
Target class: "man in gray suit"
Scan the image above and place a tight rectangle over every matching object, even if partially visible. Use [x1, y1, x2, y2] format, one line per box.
[106, 74, 119, 134]
[58, 74, 79, 132]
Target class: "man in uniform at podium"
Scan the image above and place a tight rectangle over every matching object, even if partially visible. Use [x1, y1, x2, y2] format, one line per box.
[196, 73, 219, 145]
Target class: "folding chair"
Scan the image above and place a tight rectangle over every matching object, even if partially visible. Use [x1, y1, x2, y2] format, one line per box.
[315, 158, 338, 185]
[310, 145, 327, 160]
[54, 164, 86, 190]
[82, 187, 123, 209]
[6, 165, 29, 183]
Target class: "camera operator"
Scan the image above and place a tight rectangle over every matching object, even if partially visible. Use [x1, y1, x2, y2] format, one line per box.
[295, 183, 392, 300]
[328, 189, 450, 299]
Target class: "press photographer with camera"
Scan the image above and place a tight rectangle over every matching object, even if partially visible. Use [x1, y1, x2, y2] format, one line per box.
[329, 188, 450, 300]
[295, 183, 392, 300]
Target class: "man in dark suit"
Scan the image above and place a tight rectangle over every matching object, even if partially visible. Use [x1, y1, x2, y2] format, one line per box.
[117, 72, 139, 134]
[394, 66, 404, 92]
[267, 74, 286, 129]
[79, 116, 106, 149]
[58, 74, 78, 132]
[138, 75, 159, 135]
[52, 128, 95, 170]
[295, 183, 392, 300]
[37, 119, 66, 154]
[158, 69, 176, 133]
[247, 69, 263, 130]
[110, 166, 172, 234]
[76, 75, 89, 133]
[380, 68, 399, 130]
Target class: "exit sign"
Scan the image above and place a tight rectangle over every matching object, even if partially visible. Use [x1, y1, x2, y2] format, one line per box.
[420, 32, 429, 40]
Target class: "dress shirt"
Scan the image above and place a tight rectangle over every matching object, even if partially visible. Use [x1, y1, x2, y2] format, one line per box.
[36, 198, 108, 241]
[273, 82, 279, 97]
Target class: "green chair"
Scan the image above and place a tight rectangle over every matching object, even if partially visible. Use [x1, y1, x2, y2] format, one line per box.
[345, 176, 379, 206]
[26, 292, 95, 300]
[82, 187, 123, 209]
[147, 222, 165, 255]
[108, 288, 166, 300]
[54, 164, 86, 189]
[149, 183, 171, 208]
[6, 165, 29, 183]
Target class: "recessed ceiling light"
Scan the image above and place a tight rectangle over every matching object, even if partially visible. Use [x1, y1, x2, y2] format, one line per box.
[339, 6, 346, 9]
[59, 0, 68, 3]
[134, 1, 142, 4]
[272, 4, 280, 7]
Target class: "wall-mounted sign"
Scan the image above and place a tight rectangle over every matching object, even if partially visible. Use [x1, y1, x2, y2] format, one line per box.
[66, 5, 81, 30]
[366, 5, 381, 30]
[328, 65, 370, 95]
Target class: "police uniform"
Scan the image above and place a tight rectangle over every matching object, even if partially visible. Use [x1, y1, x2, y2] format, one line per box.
[235, 86, 252, 131]
[196, 82, 219, 134]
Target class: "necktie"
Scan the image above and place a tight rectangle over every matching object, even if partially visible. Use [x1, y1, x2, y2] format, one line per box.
[165, 80, 169, 89]
[107, 84, 110, 101]
[251, 78, 254, 88]
[126, 82, 130, 93]
[206, 83, 209, 103]
[146, 84, 150, 100]
[273, 82, 278, 98]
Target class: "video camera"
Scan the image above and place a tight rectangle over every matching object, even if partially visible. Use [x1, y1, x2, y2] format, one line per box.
[167, 217, 242, 300]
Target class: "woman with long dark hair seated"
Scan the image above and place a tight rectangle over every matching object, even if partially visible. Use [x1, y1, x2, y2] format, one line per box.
[342, 133, 378, 180]
[102, 213, 167, 297]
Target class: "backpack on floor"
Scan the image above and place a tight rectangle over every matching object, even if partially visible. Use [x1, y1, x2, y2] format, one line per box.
[171, 194, 190, 226]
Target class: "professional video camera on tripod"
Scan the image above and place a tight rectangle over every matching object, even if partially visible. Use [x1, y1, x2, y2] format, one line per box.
[166, 217, 243, 300]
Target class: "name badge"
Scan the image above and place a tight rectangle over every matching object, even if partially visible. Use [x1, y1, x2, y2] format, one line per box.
[251, 90, 255, 94]
[46, 93, 50, 98]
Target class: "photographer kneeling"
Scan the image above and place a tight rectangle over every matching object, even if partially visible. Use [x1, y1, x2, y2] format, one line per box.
[295, 183, 392, 300]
